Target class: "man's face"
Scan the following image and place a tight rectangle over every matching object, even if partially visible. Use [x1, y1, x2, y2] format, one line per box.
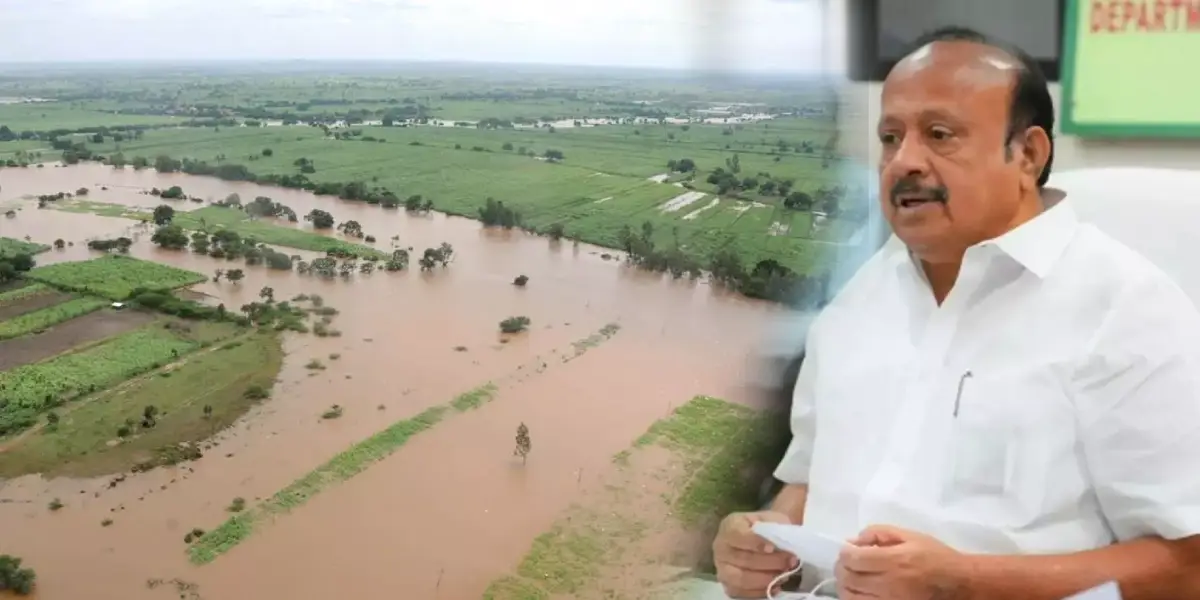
[877, 41, 1028, 259]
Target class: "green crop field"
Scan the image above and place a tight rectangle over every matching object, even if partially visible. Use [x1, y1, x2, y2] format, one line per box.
[79, 119, 852, 273]
[174, 206, 387, 259]
[0, 296, 107, 340]
[27, 255, 207, 300]
[0, 325, 202, 435]
[0, 282, 50, 307]
[0, 102, 181, 133]
[0, 237, 49, 258]
[1, 66, 864, 281]
[0, 331, 284, 478]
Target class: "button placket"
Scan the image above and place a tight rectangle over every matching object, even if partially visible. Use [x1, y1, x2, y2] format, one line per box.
[859, 252, 990, 525]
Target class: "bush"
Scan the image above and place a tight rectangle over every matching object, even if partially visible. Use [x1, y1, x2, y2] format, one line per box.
[0, 555, 36, 595]
[513, 275, 529, 287]
[499, 316, 531, 334]
[243, 385, 270, 400]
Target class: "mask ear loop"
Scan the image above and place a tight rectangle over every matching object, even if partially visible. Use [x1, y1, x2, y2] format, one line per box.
[765, 558, 838, 599]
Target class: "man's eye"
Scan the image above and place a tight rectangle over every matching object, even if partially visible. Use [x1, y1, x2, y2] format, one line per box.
[930, 128, 953, 140]
[879, 133, 899, 144]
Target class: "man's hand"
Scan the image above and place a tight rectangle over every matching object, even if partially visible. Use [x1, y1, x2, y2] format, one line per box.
[836, 525, 972, 600]
[714, 511, 800, 599]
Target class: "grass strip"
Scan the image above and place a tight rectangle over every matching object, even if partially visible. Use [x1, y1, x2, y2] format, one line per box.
[0, 297, 107, 340]
[188, 383, 498, 564]
[481, 395, 779, 599]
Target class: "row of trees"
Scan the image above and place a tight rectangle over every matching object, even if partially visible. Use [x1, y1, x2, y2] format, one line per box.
[616, 220, 831, 307]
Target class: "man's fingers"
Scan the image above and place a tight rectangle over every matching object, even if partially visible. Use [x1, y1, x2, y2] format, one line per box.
[714, 545, 797, 572]
[852, 523, 909, 547]
[717, 563, 786, 599]
[839, 543, 900, 575]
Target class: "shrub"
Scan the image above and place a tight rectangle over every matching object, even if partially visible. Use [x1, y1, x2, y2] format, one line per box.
[499, 316, 531, 334]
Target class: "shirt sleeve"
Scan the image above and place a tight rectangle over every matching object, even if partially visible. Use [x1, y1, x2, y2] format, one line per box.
[1078, 273, 1200, 542]
[773, 324, 820, 485]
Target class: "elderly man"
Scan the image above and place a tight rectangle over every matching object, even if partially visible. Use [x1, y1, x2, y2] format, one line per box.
[711, 26, 1200, 600]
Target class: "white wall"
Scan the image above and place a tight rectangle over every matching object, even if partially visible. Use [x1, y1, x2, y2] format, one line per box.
[837, 82, 1200, 171]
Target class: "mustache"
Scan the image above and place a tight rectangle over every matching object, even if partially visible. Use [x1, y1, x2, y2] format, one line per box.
[890, 178, 949, 206]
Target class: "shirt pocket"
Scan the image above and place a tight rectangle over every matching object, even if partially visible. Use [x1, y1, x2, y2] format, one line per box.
[942, 368, 1075, 528]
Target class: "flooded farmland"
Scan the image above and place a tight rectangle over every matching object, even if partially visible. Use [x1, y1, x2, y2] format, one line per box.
[0, 164, 785, 600]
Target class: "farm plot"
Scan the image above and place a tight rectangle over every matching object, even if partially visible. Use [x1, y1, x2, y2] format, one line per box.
[0, 236, 49, 258]
[26, 254, 207, 300]
[0, 322, 233, 436]
[0, 296, 107, 340]
[0, 283, 73, 321]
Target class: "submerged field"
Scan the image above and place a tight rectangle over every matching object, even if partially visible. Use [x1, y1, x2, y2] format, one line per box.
[70, 119, 852, 274]
[483, 395, 779, 599]
[0, 66, 801, 600]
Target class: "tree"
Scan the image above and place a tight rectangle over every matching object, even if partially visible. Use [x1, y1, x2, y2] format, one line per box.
[160, 185, 185, 199]
[53, 239, 65, 250]
[783, 191, 813, 211]
[212, 269, 224, 283]
[305, 209, 334, 229]
[226, 269, 245, 284]
[259, 286, 275, 303]
[262, 148, 273, 157]
[513, 275, 529, 287]
[499, 316, 531, 334]
[153, 204, 175, 226]
[151, 225, 189, 250]
[513, 423, 531, 465]
[543, 149, 565, 162]
[338, 220, 364, 238]
[437, 242, 454, 266]
[0, 554, 36, 595]
[547, 223, 565, 241]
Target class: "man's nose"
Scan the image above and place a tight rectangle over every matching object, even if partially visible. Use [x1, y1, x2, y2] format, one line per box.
[888, 136, 931, 178]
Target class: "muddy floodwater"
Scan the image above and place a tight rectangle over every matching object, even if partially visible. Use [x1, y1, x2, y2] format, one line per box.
[0, 164, 787, 600]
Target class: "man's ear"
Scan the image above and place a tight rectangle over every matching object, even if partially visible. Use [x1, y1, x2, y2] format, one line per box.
[1019, 126, 1051, 185]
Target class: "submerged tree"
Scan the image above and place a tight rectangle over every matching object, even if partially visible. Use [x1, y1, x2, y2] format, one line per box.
[499, 316, 531, 334]
[0, 554, 36, 595]
[514, 422, 532, 465]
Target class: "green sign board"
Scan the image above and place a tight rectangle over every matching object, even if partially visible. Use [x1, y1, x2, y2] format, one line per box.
[1061, 0, 1200, 137]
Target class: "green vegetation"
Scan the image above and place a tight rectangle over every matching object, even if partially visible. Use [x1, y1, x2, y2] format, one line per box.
[0, 323, 226, 436]
[0, 296, 107, 340]
[0, 237, 48, 259]
[188, 383, 499, 564]
[172, 206, 386, 259]
[0, 282, 49, 307]
[0, 554, 36, 596]
[499, 316, 531, 334]
[27, 255, 206, 300]
[1, 67, 864, 306]
[0, 330, 279, 478]
[482, 396, 778, 599]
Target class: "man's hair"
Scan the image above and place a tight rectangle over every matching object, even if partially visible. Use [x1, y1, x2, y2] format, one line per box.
[903, 26, 1056, 188]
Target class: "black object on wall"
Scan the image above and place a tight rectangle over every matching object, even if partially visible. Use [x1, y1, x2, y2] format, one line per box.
[844, 0, 1066, 82]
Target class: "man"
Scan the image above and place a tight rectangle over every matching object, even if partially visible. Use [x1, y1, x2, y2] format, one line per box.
[712, 26, 1200, 600]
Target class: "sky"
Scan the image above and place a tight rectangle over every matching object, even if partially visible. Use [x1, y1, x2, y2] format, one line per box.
[0, 0, 835, 73]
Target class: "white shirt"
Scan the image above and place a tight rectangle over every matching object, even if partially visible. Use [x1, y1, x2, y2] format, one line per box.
[774, 196, 1200, 556]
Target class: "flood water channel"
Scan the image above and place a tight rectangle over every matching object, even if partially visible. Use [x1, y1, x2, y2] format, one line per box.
[0, 164, 787, 600]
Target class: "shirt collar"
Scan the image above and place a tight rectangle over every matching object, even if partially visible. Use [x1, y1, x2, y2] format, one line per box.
[882, 187, 1078, 279]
